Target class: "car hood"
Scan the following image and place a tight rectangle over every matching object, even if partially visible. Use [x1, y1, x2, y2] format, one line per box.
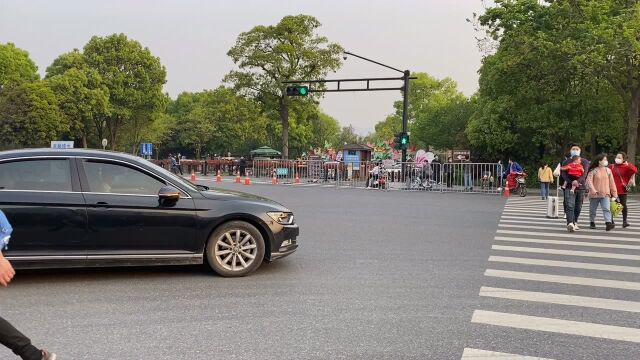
[199, 188, 287, 209]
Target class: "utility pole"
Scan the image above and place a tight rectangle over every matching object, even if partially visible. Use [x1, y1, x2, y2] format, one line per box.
[401, 70, 410, 164]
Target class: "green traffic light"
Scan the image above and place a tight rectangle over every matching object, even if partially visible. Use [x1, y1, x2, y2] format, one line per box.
[298, 87, 307, 95]
[401, 137, 407, 144]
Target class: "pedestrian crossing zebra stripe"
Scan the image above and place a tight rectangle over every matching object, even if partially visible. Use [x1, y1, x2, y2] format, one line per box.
[461, 348, 554, 360]
[492, 244, 640, 261]
[494, 236, 640, 250]
[496, 229, 640, 243]
[479, 286, 640, 313]
[488, 255, 640, 273]
[484, 269, 640, 291]
[471, 310, 640, 343]
[497, 223, 640, 234]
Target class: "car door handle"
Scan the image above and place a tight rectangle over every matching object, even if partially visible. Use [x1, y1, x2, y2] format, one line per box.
[94, 202, 110, 207]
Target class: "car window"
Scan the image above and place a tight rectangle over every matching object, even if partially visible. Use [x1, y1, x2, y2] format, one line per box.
[83, 161, 166, 196]
[0, 159, 72, 192]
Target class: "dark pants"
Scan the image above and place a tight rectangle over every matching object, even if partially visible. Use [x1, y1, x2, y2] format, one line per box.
[619, 194, 629, 223]
[177, 165, 183, 175]
[0, 316, 40, 360]
[564, 188, 585, 225]
[239, 166, 246, 177]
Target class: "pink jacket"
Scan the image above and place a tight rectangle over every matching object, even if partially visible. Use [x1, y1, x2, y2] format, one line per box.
[586, 167, 618, 199]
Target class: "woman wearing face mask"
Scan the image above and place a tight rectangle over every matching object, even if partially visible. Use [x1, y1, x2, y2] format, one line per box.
[586, 154, 618, 231]
[609, 152, 638, 228]
[561, 144, 590, 232]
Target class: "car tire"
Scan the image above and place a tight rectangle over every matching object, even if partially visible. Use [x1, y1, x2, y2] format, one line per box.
[205, 221, 265, 277]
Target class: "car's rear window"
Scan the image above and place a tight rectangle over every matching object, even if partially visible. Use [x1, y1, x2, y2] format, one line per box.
[0, 159, 72, 192]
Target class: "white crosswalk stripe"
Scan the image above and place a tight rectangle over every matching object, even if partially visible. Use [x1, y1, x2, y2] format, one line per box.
[479, 286, 640, 313]
[484, 269, 640, 290]
[461, 348, 554, 359]
[488, 255, 640, 273]
[471, 310, 640, 343]
[465, 196, 640, 359]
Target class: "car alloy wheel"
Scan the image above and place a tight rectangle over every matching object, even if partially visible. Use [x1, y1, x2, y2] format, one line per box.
[215, 229, 257, 271]
[206, 221, 265, 277]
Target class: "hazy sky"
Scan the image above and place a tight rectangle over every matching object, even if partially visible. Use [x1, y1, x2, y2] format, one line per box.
[0, 0, 486, 134]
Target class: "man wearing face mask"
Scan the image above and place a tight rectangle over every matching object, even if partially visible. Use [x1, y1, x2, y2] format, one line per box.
[609, 152, 638, 228]
[561, 144, 590, 232]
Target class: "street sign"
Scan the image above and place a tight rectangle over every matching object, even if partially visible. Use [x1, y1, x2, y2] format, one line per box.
[139, 143, 153, 156]
[51, 141, 74, 149]
[101, 138, 108, 149]
[449, 150, 470, 161]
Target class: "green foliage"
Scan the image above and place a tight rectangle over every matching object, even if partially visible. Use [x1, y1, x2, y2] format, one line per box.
[0, 81, 67, 148]
[46, 60, 110, 148]
[225, 15, 343, 158]
[0, 43, 39, 89]
[83, 33, 167, 150]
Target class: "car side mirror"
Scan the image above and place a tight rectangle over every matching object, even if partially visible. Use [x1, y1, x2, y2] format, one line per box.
[158, 186, 180, 202]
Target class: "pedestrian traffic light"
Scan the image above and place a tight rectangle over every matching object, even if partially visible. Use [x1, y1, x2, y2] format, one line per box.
[400, 132, 409, 148]
[286, 86, 309, 97]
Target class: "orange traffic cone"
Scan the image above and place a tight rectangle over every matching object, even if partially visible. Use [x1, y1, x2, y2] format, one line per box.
[190, 170, 196, 182]
[235, 173, 241, 183]
[244, 176, 251, 185]
[216, 170, 222, 183]
[295, 173, 300, 184]
[271, 174, 278, 185]
[502, 181, 510, 197]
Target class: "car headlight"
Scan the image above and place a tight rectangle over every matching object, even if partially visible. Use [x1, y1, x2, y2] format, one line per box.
[267, 212, 295, 225]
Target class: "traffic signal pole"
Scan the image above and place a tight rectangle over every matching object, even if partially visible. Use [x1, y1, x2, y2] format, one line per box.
[284, 51, 415, 164]
[401, 70, 410, 165]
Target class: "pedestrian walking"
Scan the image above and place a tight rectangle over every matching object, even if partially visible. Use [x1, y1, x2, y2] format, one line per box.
[561, 144, 590, 232]
[169, 154, 179, 175]
[496, 160, 504, 189]
[586, 154, 618, 231]
[463, 162, 473, 191]
[239, 157, 247, 177]
[538, 162, 553, 200]
[0, 210, 56, 360]
[554, 153, 571, 217]
[609, 152, 638, 228]
[444, 157, 453, 188]
[176, 153, 183, 175]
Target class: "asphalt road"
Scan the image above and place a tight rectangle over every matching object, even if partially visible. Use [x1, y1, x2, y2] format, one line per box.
[1, 183, 638, 359]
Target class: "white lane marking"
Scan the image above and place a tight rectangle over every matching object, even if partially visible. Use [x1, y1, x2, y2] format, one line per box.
[471, 310, 640, 343]
[492, 245, 640, 261]
[461, 348, 554, 360]
[496, 230, 640, 243]
[494, 236, 640, 250]
[497, 223, 640, 235]
[484, 269, 640, 291]
[489, 256, 640, 274]
[502, 209, 640, 219]
[479, 286, 640, 313]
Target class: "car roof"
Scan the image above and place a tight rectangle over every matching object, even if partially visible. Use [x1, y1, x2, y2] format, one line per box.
[0, 148, 145, 163]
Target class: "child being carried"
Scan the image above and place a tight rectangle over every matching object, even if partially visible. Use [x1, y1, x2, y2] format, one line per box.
[560, 155, 584, 193]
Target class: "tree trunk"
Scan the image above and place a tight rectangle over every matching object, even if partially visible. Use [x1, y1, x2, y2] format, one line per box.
[279, 97, 289, 159]
[627, 90, 639, 164]
[82, 136, 88, 149]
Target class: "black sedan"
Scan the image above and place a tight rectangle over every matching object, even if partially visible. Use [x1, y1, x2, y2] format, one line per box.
[0, 149, 299, 277]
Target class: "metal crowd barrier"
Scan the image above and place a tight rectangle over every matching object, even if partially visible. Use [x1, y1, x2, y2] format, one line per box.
[252, 159, 503, 193]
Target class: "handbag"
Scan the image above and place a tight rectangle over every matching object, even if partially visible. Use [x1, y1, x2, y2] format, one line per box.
[615, 166, 633, 193]
[553, 163, 561, 177]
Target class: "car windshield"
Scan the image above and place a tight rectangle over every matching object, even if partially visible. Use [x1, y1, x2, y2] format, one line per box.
[146, 160, 201, 192]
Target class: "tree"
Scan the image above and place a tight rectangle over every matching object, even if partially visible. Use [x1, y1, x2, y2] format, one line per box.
[473, 0, 635, 163]
[469, 0, 625, 165]
[0, 82, 67, 148]
[335, 125, 362, 146]
[0, 43, 39, 89]
[82, 34, 167, 150]
[372, 72, 469, 149]
[225, 15, 343, 158]
[46, 55, 110, 148]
